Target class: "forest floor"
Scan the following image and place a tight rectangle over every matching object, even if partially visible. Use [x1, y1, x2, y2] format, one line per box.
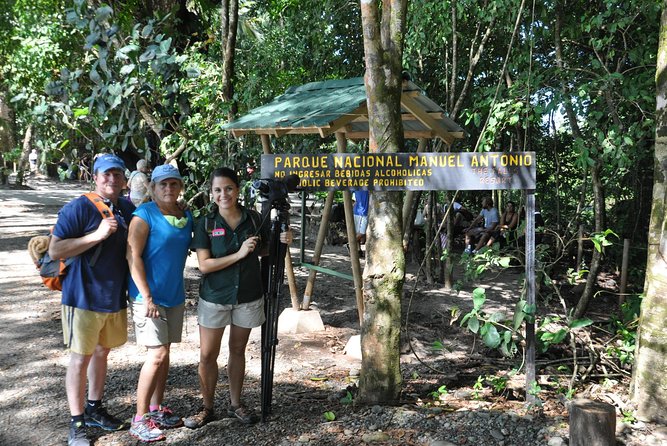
[0, 175, 665, 446]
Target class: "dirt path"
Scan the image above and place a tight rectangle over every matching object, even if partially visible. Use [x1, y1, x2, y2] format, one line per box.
[0, 176, 662, 446]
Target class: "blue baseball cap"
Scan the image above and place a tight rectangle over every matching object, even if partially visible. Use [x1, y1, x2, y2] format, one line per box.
[94, 154, 126, 173]
[151, 164, 183, 183]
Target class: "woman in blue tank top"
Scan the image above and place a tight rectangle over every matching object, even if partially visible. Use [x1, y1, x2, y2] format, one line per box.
[126, 164, 193, 442]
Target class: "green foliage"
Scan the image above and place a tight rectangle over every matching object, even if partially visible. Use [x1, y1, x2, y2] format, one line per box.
[459, 244, 512, 282]
[323, 411, 336, 421]
[430, 385, 448, 401]
[527, 381, 542, 402]
[621, 409, 637, 424]
[339, 391, 353, 405]
[431, 340, 445, 352]
[486, 375, 508, 395]
[458, 287, 519, 356]
[40, 2, 199, 158]
[590, 229, 618, 253]
[536, 316, 593, 354]
[605, 310, 638, 367]
[2, 147, 22, 163]
[471, 376, 484, 400]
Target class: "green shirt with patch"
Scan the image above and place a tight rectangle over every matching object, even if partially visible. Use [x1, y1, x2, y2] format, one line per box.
[191, 206, 268, 305]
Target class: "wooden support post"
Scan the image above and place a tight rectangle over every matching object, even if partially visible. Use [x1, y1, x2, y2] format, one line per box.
[302, 191, 335, 309]
[260, 134, 272, 154]
[284, 252, 300, 311]
[260, 133, 300, 308]
[401, 138, 428, 248]
[525, 192, 536, 403]
[569, 399, 616, 446]
[337, 132, 364, 324]
[424, 191, 435, 284]
[619, 238, 630, 307]
[402, 190, 416, 251]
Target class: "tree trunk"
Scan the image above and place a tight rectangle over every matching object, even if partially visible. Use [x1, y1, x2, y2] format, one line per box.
[555, 0, 605, 318]
[15, 124, 33, 186]
[0, 96, 16, 157]
[444, 192, 454, 289]
[450, 8, 496, 120]
[632, 5, 667, 423]
[221, 0, 239, 119]
[357, 0, 407, 404]
[573, 161, 604, 319]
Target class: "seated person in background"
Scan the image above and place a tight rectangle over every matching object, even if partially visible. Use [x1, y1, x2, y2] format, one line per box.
[438, 201, 468, 249]
[463, 197, 499, 254]
[490, 201, 520, 247]
[444, 201, 474, 234]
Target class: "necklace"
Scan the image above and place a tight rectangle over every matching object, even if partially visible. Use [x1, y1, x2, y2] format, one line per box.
[156, 202, 183, 217]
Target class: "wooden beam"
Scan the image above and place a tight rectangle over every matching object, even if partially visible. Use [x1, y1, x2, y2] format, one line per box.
[230, 129, 248, 138]
[401, 112, 444, 121]
[342, 129, 435, 140]
[343, 130, 370, 139]
[403, 130, 436, 139]
[321, 103, 369, 137]
[400, 93, 455, 145]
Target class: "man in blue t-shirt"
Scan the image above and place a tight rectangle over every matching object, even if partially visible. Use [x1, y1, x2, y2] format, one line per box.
[49, 154, 135, 446]
[351, 190, 370, 256]
[463, 197, 499, 254]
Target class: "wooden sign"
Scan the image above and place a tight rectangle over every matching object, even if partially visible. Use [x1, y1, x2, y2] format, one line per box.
[261, 152, 536, 191]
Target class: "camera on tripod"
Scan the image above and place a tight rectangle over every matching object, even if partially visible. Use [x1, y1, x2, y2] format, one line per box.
[251, 174, 300, 421]
[250, 175, 300, 209]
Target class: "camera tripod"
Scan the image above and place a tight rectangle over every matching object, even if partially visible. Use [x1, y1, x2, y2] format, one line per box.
[260, 201, 290, 421]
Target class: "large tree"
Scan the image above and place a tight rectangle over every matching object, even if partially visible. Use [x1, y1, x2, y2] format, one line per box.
[357, 0, 407, 404]
[632, 3, 667, 424]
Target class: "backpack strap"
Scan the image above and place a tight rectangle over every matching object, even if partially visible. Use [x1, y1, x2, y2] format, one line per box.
[83, 192, 113, 219]
[82, 193, 114, 267]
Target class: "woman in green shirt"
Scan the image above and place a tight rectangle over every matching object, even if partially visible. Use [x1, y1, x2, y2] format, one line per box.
[185, 167, 291, 428]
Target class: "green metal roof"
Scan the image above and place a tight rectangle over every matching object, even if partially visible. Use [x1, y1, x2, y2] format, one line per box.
[222, 77, 464, 144]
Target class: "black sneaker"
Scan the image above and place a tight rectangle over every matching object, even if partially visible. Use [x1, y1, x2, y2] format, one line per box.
[84, 405, 128, 431]
[68, 421, 89, 446]
[148, 406, 183, 429]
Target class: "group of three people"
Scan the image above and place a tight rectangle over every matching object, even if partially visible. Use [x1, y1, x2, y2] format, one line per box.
[50, 154, 291, 445]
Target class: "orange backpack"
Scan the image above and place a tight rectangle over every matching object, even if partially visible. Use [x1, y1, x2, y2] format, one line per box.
[29, 193, 113, 291]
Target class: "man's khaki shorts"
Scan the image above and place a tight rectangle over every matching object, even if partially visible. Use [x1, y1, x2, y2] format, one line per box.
[62, 305, 127, 355]
[197, 297, 265, 329]
[130, 300, 184, 347]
